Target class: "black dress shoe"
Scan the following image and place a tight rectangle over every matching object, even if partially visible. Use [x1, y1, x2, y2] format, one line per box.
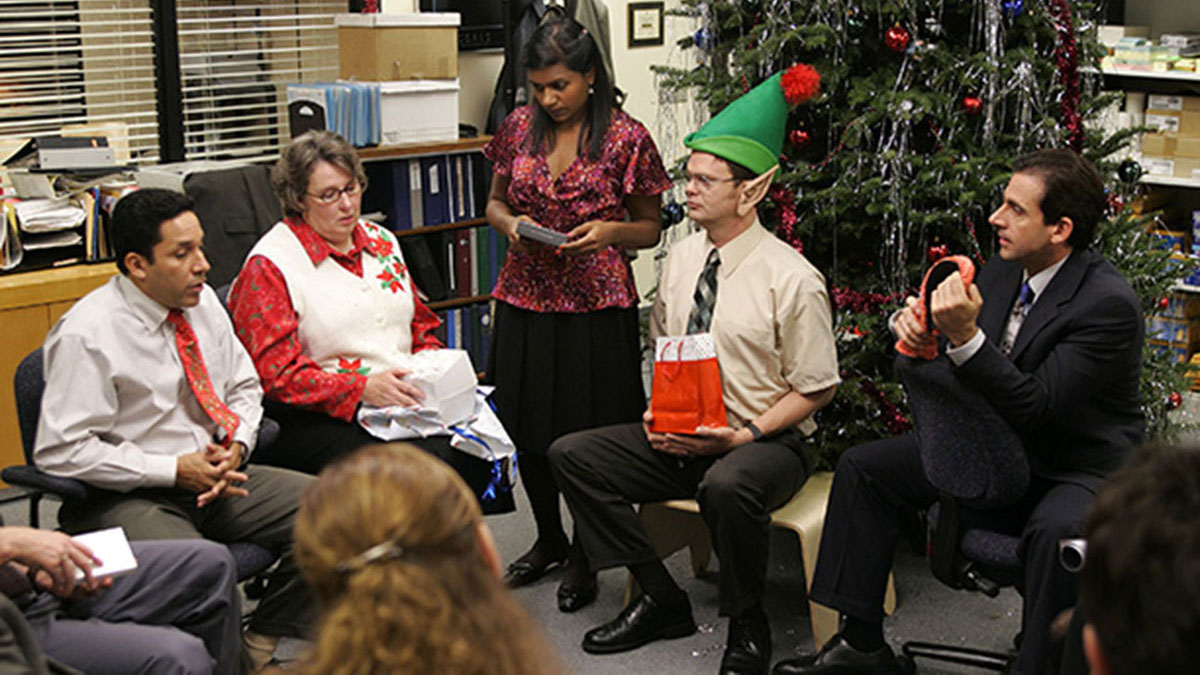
[503, 551, 566, 588]
[720, 613, 772, 675]
[557, 580, 598, 612]
[581, 594, 696, 654]
[772, 633, 898, 675]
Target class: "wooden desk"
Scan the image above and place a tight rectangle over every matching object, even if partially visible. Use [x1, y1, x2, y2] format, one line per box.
[0, 264, 117, 480]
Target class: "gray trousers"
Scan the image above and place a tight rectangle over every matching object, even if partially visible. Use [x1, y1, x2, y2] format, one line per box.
[19, 539, 244, 675]
[549, 422, 811, 616]
[58, 465, 316, 639]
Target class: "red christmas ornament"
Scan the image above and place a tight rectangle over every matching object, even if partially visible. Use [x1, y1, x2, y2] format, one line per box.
[962, 96, 983, 115]
[884, 24, 911, 52]
[1160, 296, 1170, 310]
[926, 244, 949, 263]
[1106, 193, 1124, 215]
[789, 129, 812, 149]
[780, 63, 821, 105]
[1169, 391, 1183, 410]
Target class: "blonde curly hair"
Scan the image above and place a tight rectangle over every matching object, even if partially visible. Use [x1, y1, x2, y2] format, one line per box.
[294, 443, 560, 675]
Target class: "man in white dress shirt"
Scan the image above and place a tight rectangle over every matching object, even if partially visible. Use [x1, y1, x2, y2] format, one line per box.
[33, 188, 316, 662]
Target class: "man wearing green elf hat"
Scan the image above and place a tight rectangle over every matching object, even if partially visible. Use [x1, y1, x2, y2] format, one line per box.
[549, 64, 837, 675]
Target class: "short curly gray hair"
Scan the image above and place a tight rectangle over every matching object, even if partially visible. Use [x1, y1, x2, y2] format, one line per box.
[272, 130, 368, 219]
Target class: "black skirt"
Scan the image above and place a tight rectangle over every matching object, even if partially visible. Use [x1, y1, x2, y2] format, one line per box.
[487, 302, 646, 456]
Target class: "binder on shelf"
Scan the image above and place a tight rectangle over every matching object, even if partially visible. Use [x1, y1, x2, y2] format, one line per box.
[399, 237, 448, 301]
[419, 156, 451, 226]
[455, 228, 473, 298]
[477, 303, 493, 372]
[473, 227, 487, 295]
[363, 160, 414, 231]
[442, 230, 457, 296]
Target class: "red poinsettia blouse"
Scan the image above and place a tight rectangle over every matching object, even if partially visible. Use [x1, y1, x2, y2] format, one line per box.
[228, 219, 443, 421]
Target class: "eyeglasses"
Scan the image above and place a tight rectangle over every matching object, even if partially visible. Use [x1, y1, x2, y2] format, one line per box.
[307, 180, 366, 205]
[684, 173, 742, 191]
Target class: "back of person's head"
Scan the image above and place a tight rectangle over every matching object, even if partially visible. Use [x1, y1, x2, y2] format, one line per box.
[1080, 444, 1200, 675]
[272, 129, 366, 220]
[294, 443, 559, 675]
[111, 188, 195, 275]
[1010, 149, 1105, 250]
[520, 11, 618, 160]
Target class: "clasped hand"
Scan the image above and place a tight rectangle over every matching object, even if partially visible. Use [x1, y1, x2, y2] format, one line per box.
[177, 441, 249, 508]
[641, 410, 740, 458]
[1, 527, 108, 599]
[895, 273, 983, 351]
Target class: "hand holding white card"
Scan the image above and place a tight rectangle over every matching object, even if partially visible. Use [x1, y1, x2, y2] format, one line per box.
[71, 527, 137, 581]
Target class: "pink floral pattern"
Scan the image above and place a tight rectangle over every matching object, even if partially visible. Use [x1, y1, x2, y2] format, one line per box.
[483, 106, 672, 313]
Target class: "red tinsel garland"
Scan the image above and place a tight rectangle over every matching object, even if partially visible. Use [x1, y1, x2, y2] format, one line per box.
[769, 184, 803, 254]
[829, 286, 903, 315]
[859, 378, 912, 435]
[1048, 0, 1083, 151]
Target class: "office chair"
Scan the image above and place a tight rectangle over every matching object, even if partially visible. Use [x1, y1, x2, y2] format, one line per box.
[4, 348, 278, 584]
[893, 353, 1031, 673]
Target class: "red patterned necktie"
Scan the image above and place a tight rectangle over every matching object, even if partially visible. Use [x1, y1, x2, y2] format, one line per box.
[167, 309, 239, 446]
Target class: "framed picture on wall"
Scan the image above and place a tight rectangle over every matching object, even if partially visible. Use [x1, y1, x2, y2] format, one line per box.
[628, 2, 665, 48]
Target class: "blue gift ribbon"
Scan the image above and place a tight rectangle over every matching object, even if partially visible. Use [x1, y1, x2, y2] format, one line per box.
[449, 425, 511, 503]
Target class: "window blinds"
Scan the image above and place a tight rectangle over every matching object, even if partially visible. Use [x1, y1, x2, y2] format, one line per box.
[175, 0, 341, 161]
[0, 0, 160, 166]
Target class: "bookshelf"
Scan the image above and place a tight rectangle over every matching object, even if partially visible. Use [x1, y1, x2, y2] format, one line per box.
[357, 136, 499, 364]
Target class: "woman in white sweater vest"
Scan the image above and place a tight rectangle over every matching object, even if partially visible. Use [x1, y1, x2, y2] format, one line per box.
[228, 130, 505, 512]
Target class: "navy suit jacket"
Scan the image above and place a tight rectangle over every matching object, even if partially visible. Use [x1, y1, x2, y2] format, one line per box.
[953, 248, 1145, 490]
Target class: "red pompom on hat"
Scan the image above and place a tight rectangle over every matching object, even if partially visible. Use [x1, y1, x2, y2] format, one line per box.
[780, 63, 820, 106]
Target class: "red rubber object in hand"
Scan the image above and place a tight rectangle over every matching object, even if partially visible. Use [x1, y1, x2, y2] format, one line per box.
[895, 255, 976, 360]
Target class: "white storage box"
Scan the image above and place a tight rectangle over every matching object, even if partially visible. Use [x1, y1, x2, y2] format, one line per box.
[380, 79, 459, 146]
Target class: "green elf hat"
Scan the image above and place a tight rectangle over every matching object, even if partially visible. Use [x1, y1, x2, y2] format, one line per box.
[684, 63, 821, 176]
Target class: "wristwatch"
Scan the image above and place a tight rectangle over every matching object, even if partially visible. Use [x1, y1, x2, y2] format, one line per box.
[745, 421, 765, 442]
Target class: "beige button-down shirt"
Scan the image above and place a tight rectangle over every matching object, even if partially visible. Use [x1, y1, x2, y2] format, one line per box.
[650, 220, 840, 435]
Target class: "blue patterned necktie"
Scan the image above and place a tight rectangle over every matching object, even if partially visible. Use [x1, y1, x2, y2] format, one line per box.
[686, 249, 721, 334]
[1001, 282, 1035, 357]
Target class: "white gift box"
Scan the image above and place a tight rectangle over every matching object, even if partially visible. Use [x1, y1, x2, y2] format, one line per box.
[405, 348, 476, 426]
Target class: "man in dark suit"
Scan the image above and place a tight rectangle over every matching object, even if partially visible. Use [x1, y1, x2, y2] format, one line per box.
[773, 149, 1145, 675]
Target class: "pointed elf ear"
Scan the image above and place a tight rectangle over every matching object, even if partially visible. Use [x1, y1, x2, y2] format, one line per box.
[737, 165, 779, 217]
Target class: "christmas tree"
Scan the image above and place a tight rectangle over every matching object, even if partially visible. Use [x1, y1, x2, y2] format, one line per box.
[653, 0, 1189, 466]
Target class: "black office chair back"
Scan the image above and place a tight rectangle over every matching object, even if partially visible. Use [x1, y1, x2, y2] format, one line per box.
[14, 348, 45, 465]
[894, 354, 1029, 672]
[895, 354, 1029, 509]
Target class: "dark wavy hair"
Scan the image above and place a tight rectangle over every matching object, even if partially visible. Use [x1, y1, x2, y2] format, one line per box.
[521, 12, 620, 161]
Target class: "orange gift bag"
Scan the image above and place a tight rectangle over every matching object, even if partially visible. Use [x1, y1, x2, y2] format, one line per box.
[649, 334, 728, 434]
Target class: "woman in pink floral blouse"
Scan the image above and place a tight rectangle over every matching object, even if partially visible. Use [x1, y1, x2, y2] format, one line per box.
[484, 14, 672, 610]
[229, 130, 500, 509]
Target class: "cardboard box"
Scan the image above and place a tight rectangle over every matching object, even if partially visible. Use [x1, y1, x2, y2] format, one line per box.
[1151, 229, 1188, 253]
[336, 13, 459, 81]
[1177, 136, 1200, 159]
[1147, 94, 1200, 112]
[1148, 339, 1191, 363]
[1143, 133, 1178, 157]
[1161, 292, 1200, 320]
[1175, 157, 1200, 181]
[379, 79, 460, 146]
[1145, 317, 1200, 346]
[1142, 155, 1175, 177]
